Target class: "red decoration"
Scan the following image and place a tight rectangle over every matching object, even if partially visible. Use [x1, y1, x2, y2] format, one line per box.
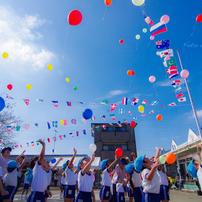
[196, 14, 202, 23]
[130, 121, 136, 128]
[156, 114, 162, 121]
[7, 84, 13, 90]
[131, 71, 135, 75]
[105, 0, 112, 6]
[68, 10, 82, 26]
[119, 39, 124, 44]
[166, 153, 176, 164]
[127, 70, 132, 76]
[115, 148, 123, 158]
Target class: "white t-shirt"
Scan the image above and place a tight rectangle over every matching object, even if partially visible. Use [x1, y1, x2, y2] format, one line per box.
[0, 155, 10, 178]
[142, 168, 160, 194]
[31, 161, 48, 192]
[78, 170, 93, 192]
[3, 168, 18, 187]
[116, 183, 125, 193]
[17, 162, 21, 178]
[24, 177, 29, 184]
[197, 165, 202, 189]
[65, 167, 76, 185]
[47, 169, 52, 185]
[101, 168, 111, 187]
[157, 170, 168, 186]
[61, 176, 67, 185]
[132, 170, 142, 188]
[112, 165, 126, 184]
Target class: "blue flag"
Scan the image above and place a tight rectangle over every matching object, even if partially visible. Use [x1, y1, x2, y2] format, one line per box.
[155, 39, 170, 49]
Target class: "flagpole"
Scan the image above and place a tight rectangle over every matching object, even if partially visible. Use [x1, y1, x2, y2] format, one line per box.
[177, 50, 202, 139]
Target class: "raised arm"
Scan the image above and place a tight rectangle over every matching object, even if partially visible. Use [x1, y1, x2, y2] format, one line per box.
[108, 155, 118, 171]
[196, 144, 202, 162]
[82, 153, 95, 175]
[69, 148, 77, 166]
[18, 155, 26, 171]
[154, 147, 161, 162]
[131, 152, 136, 162]
[38, 139, 45, 164]
[146, 159, 159, 181]
[52, 158, 63, 171]
[16, 150, 26, 162]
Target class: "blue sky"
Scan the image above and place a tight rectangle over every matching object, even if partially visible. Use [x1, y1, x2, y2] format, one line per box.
[0, 0, 202, 158]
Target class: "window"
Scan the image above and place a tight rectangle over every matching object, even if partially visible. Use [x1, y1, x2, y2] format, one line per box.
[103, 127, 114, 132]
[115, 127, 126, 132]
[103, 145, 114, 151]
[115, 145, 127, 151]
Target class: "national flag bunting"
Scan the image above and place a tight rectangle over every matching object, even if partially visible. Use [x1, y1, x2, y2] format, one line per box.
[102, 125, 106, 130]
[110, 104, 117, 112]
[34, 123, 39, 127]
[36, 140, 39, 145]
[76, 131, 79, 136]
[7, 126, 12, 132]
[81, 118, 87, 124]
[66, 101, 72, 106]
[77, 102, 83, 104]
[123, 119, 128, 124]
[174, 86, 182, 93]
[160, 105, 164, 108]
[149, 110, 154, 114]
[27, 142, 29, 147]
[167, 58, 177, 67]
[82, 130, 86, 135]
[110, 114, 116, 121]
[63, 134, 66, 138]
[169, 73, 179, 79]
[47, 122, 51, 129]
[6, 94, 13, 99]
[59, 135, 62, 140]
[71, 119, 77, 124]
[119, 108, 125, 114]
[16, 126, 20, 131]
[166, 66, 178, 75]
[171, 80, 181, 87]
[109, 123, 113, 126]
[96, 126, 100, 132]
[52, 101, 58, 107]
[31, 141, 34, 146]
[47, 138, 51, 143]
[101, 99, 109, 105]
[155, 39, 170, 49]
[128, 111, 132, 115]
[141, 114, 146, 117]
[64, 120, 68, 126]
[36, 99, 43, 102]
[156, 49, 173, 58]
[23, 99, 29, 105]
[53, 137, 56, 142]
[176, 93, 184, 98]
[150, 21, 167, 36]
[100, 115, 106, 121]
[91, 116, 96, 121]
[178, 97, 186, 102]
[25, 124, 30, 130]
[168, 102, 177, 106]
[52, 121, 58, 128]
[131, 98, 139, 105]
[14, 145, 18, 148]
[117, 121, 122, 127]
[150, 101, 158, 106]
[142, 100, 148, 105]
[122, 97, 128, 105]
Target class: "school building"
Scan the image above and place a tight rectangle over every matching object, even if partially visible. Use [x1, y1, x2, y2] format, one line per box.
[91, 123, 137, 163]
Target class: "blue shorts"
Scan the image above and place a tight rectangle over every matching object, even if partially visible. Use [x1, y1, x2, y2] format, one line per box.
[116, 192, 125, 202]
[64, 185, 75, 199]
[160, 185, 170, 201]
[142, 192, 160, 202]
[127, 187, 133, 197]
[76, 191, 92, 202]
[23, 183, 29, 190]
[60, 184, 66, 190]
[133, 186, 143, 202]
[27, 191, 45, 202]
[99, 185, 111, 200]
[44, 185, 50, 198]
[2, 186, 17, 200]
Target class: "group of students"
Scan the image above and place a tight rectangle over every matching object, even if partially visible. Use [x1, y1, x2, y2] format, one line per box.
[0, 141, 202, 202]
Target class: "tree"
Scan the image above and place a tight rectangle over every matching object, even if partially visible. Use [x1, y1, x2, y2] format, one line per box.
[0, 102, 22, 147]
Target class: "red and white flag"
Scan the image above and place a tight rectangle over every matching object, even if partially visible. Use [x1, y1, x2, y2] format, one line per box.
[166, 66, 178, 74]
[149, 110, 154, 114]
[176, 93, 184, 98]
[23, 99, 29, 105]
[168, 102, 177, 106]
[110, 104, 117, 112]
[102, 125, 106, 130]
[178, 97, 186, 102]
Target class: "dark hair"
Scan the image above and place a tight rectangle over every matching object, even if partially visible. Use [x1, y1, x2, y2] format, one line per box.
[29, 156, 39, 169]
[66, 160, 70, 167]
[7, 167, 16, 173]
[141, 160, 147, 172]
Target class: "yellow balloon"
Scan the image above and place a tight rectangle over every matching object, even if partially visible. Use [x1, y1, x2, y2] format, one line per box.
[47, 64, 53, 70]
[2, 52, 8, 58]
[136, 34, 140, 40]
[26, 84, 32, 90]
[60, 120, 64, 125]
[138, 105, 144, 113]
[132, 0, 145, 6]
[65, 78, 70, 82]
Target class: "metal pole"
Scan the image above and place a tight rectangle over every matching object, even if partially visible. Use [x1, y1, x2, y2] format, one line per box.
[176, 50, 202, 139]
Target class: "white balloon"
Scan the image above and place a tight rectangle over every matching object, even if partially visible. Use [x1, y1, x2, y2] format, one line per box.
[89, 143, 97, 153]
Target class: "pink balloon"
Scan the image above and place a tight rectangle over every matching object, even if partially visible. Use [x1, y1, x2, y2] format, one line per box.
[164, 56, 170, 62]
[180, 69, 189, 79]
[149, 76, 156, 83]
[150, 36, 154, 40]
[160, 15, 170, 24]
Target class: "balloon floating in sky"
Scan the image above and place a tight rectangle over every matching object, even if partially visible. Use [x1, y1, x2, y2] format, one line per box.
[119, 39, 124, 44]
[26, 84, 32, 90]
[135, 34, 140, 40]
[115, 148, 123, 157]
[196, 14, 202, 23]
[2, 52, 8, 58]
[130, 121, 136, 128]
[7, 84, 13, 90]
[60, 120, 64, 125]
[65, 78, 70, 82]
[47, 64, 53, 70]
[105, 0, 112, 6]
[149, 76, 156, 83]
[150, 36, 154, 40]
[83, 108, 93, 120]
[127, 70, 135, 76]
[160, 15, 170, 24]
[74, 87, 77, 90]
[0, 97, 5, 112]
[159, 156, 166, 164]
[89, 143, 97, 153]
[132, 0, 145, 6]
[166, 153, 176, 164]
[180, 69, 189, 79]
[138, 105, 144, 113]
[68, 10, 82, 26]
[142, 28, 147, 33]
[156, 114, 162, 121]
[51, 158, 56, 164]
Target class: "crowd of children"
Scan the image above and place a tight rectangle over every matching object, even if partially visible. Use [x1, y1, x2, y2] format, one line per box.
[0, 141, 202, 202]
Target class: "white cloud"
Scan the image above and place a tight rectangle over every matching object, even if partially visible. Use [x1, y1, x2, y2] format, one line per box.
[106, 90, 128, 98]
[0, 6, 54, 70]
[156, 79, 184, 87]
[197, 110, 202, 118]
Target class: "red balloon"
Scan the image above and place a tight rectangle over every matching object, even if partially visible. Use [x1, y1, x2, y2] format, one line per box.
[7, 84, 13, 90]
[119, 39, 124, 44]
[115, 148, 123, 158]
[131, 71, 135, 75]
[127, 70, 132, 76]
[196, 14, 202, 23]
[105, 0, 112, 6]
[166, 153, 176, 164]
[130, 121, 136, 128]
[68, 10, 82, 26]
[156, 114, 162, 121]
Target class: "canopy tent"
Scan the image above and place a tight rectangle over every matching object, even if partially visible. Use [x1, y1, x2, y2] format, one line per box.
[49, 156, 101, 169]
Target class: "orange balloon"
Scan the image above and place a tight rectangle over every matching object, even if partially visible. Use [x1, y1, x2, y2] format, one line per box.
[127, 70, 132, 76]
[156, 114, 162, 121]
[166, 153, 176, 164]
[105, 0, 112, 6]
